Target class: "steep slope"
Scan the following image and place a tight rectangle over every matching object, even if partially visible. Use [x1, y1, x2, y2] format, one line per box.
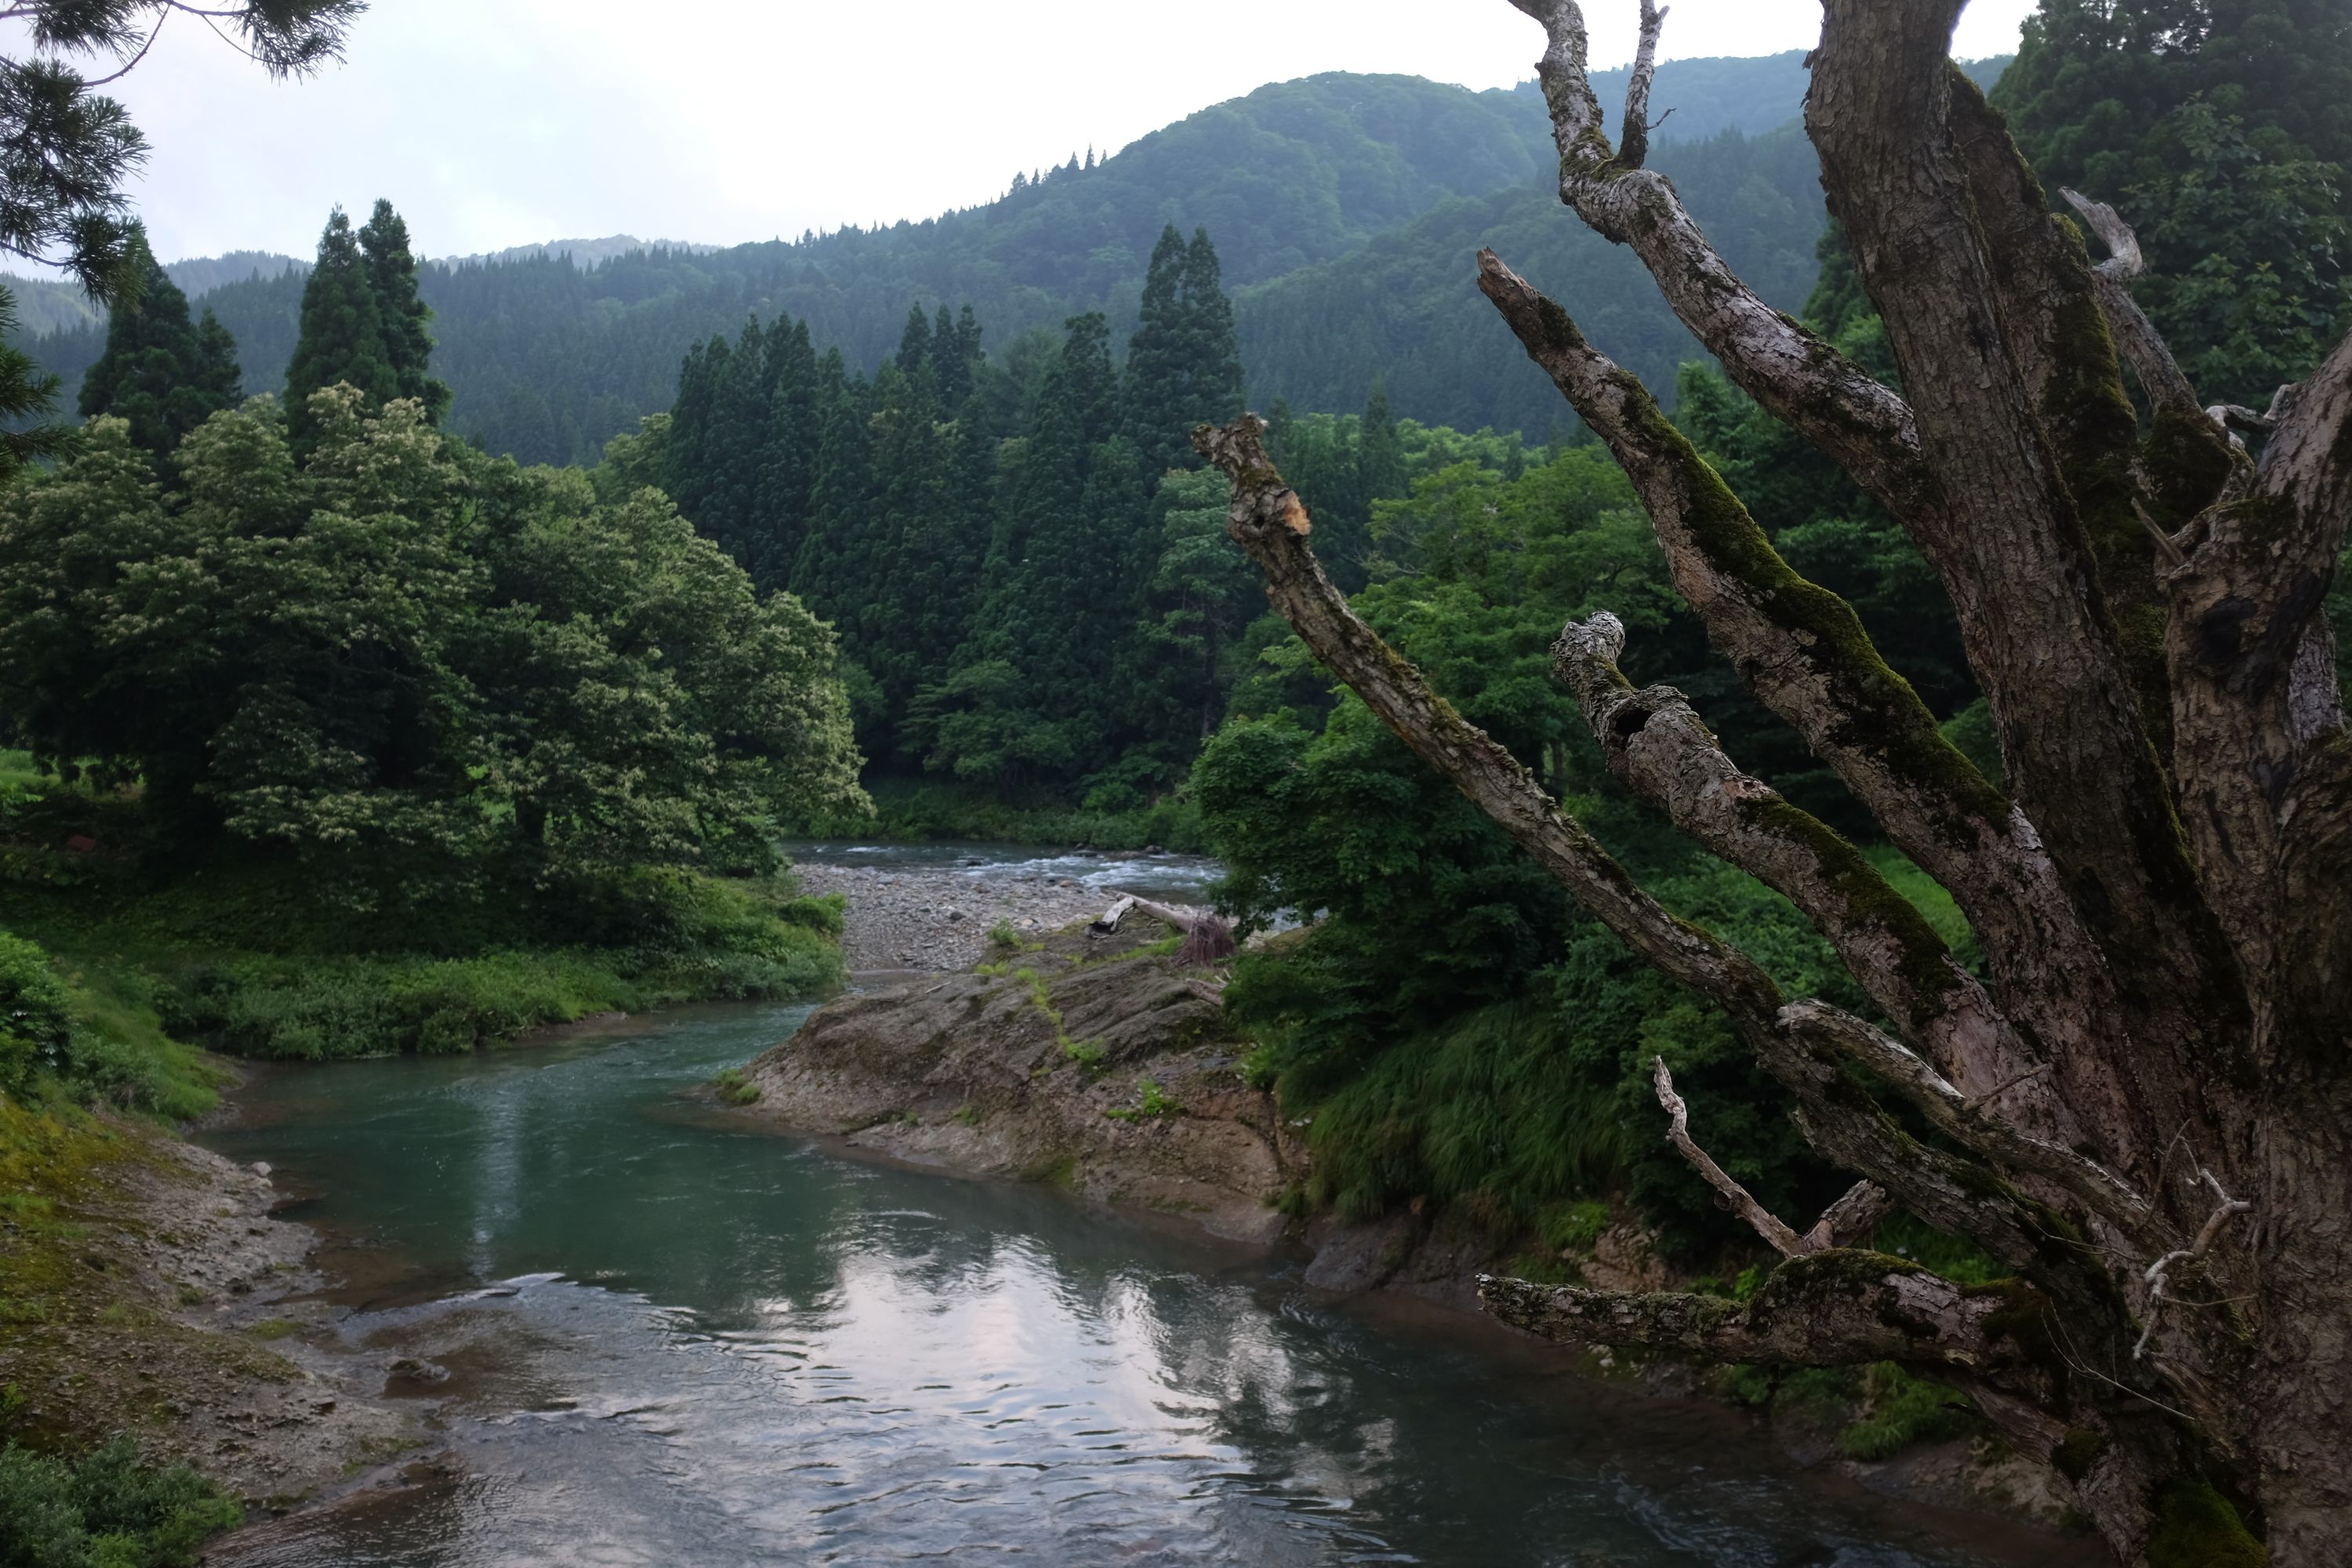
[1240, 122, 1826, 435]
[18, 53, 1860, 463]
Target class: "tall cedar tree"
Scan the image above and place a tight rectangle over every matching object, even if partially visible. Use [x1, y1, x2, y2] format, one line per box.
[76, 232, 242, 465]
[283, 208, 396, 450]
[1121, 227, 1245, 480]
[358, 198, 451, 423]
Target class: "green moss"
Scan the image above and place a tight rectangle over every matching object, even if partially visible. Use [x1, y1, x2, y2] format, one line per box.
[1610, 378, 2012, 843]
[2148, 1479, 2267, 1568]
[1737, 795, 1965, 1028]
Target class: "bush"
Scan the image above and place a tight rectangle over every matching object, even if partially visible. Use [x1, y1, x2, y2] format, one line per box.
[0, 933, 75, 1098]
[1837, 1365, 1978, 1461]
[0, 1437, 239, 1568]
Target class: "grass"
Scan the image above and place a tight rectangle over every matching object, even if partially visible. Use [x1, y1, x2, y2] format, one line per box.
[711, 1068, 761, 1106]
[1105, 1076, 1181, 1121]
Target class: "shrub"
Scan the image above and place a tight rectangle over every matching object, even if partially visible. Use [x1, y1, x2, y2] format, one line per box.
[0, 1437, 240, 1568]
[1838, 1365, 1978, 1461]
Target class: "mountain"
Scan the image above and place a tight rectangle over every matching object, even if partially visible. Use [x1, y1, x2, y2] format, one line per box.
[437, 236, 722, 267]
[16, 53, 2005, 464]
[2, 252, 305, 340]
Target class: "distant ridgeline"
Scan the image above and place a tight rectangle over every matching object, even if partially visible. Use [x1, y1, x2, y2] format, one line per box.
[14, 54, 2003, 465]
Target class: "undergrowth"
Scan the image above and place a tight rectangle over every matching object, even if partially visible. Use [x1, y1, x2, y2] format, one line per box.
[0, 1436, 241, 1568]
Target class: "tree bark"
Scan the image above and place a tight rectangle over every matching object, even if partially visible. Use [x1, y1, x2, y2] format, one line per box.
[1196, 2, 2352, 1559]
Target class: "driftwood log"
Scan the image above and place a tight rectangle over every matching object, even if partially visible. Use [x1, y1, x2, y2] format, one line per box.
[1094, 894, 1238, 967]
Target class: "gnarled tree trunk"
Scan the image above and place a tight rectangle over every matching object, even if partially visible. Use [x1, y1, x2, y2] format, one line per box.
[1193, 3, 2352, 1561]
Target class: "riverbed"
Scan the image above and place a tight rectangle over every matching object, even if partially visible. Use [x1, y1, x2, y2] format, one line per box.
[196, 996, 2074, 1567]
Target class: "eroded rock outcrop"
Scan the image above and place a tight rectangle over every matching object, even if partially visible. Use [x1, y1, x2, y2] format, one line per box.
[739, 922, 1295, 1243]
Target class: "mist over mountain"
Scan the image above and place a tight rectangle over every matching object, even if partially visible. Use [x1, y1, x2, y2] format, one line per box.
[17, 52, 2006, 464]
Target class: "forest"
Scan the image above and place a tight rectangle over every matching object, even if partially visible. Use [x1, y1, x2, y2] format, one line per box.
[2, 0, 2350, 1563]
[10, 53, 1959, 466]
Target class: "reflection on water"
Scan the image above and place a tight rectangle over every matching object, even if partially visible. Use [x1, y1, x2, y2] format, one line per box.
[203, 1004, 2071, 1567]
[781, 837, 1225, 902]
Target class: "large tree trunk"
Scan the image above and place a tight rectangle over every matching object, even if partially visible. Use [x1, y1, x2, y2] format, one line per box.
[1194, 4, 2352, 1560]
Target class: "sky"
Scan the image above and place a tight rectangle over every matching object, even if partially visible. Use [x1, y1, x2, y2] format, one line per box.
[5, 0, 2038, 267]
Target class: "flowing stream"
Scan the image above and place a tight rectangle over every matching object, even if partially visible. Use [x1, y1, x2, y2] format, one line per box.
[196, 848, 2075, 1567]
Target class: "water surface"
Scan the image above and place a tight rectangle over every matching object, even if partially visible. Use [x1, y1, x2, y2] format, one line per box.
[204, 1003, 2071, 1567]
[780, 837, 1223, 901]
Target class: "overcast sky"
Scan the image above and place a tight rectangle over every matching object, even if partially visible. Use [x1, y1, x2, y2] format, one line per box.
[7, 0, 2038, 267]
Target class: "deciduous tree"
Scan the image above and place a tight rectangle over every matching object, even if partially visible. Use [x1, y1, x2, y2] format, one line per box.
[1199, 3, 2352, 1561]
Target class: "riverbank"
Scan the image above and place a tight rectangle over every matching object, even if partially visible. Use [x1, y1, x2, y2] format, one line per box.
[0, 1095, 419, 1513]
[737, 917, 1294, 1241]
[731, 916, 2084, 1543]
[790, 862, 1143, 971]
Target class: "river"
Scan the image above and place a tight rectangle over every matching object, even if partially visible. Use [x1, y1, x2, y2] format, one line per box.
[194, 989, 2077, 1567]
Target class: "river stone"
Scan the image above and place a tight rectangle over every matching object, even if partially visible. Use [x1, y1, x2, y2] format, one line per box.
[738, 921, 1293, 1245]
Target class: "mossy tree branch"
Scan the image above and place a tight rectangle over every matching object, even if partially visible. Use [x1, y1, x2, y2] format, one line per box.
[1548, 606, 2063, 1139]
[1479, 1253, 2033, 1372]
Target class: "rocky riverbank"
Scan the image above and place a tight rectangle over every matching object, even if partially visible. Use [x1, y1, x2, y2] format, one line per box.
[0, 1109, 417, 1512]
[736, 917, 1298, 1241]
[790, 862, 1141, 972]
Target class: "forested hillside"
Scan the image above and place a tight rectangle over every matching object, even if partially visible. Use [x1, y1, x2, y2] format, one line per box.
[16, 53, 1855, 463]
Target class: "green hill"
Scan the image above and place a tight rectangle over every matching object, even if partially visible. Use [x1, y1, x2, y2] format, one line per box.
[17, 53, 2001, 463]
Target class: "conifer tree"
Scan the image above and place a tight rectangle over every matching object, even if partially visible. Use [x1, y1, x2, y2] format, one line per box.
[358, 198, 450, 423]
[1121, 226, 1244, 480]
[194, 309, 242, 408]
[750, 319, 823, 590]
[284, 207, 396, 451]
[76, 231, 241, 464]
[895, 302, 934, 374]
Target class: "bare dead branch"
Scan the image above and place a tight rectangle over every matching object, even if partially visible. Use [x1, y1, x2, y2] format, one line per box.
[2136, 1169, 2253, 1359]
[2057, 187, 2144, 281]
[1479, 1251, 2034, 1371]
[1780, 1002, 2173, 1258]
[2058, 187, 2209, 422]
[1550, 607, 2064, 1134]
[1196, 416, 2146, 1303]
[1617, 0, 1666, 170]
[1653, 1055, 1808, 1257]
[1474, 250, 2153, 1156]
[1499, 2, 1927, 533]
[1802, 1181, 1895, 1253]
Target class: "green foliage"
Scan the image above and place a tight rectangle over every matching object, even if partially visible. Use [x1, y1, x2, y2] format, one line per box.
[1122, 227, 1245, 478]
[281, 209, 395, 449]
[1194, 425, 1986, 1251]
[0, 394, 866, 895]
[21, 60, 1828, 470]
[357, 199, 450, 424]
[1836, 1365, 1978, 1461]
[1107, 1076, 1181, 1120]
[1995, 0, 2352, 405]
[0, 1437, 240, 1568]
[711, 1068, 761, 1106]
[0, 927, 216, 1120]
[789, 777, 1209, 852]
[74, 234, 241, 467]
